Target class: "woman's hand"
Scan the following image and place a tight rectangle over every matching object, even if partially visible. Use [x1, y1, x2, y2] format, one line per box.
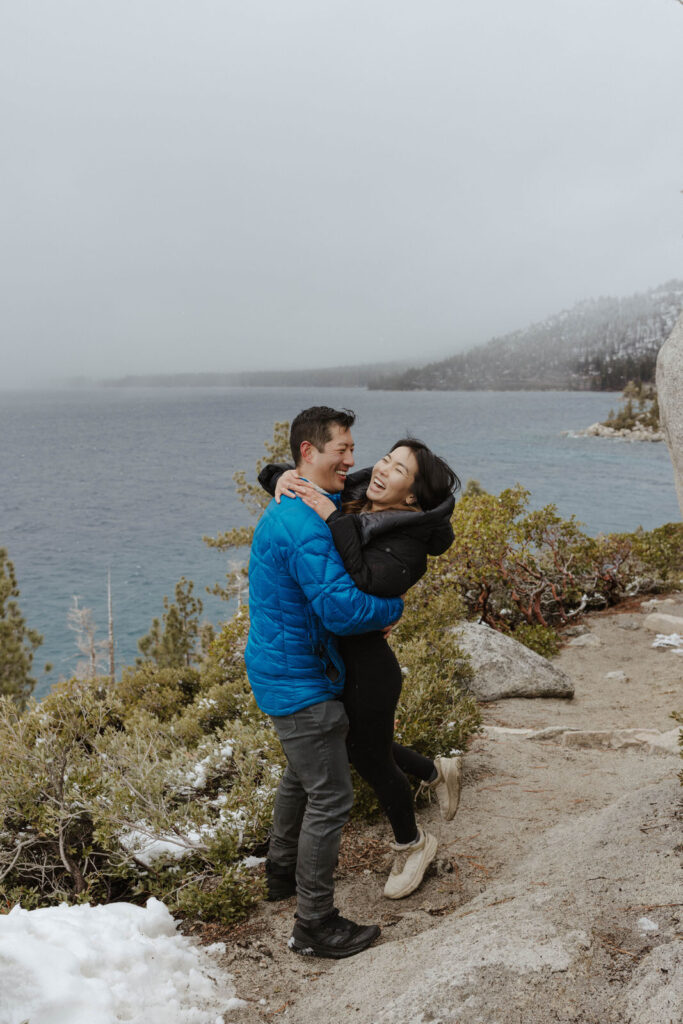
[274, 470, 311, 503]
[274, 471, 337, 520]
[299, 489, 337, 521]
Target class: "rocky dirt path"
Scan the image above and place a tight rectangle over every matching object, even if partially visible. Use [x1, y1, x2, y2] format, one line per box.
[216, 596, 682, 1024]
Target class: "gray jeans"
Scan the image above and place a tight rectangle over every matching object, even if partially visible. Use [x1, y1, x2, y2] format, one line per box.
[268, 699, 353, 922]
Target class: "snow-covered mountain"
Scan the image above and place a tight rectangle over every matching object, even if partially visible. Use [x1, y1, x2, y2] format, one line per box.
[370, 280, 683, 391]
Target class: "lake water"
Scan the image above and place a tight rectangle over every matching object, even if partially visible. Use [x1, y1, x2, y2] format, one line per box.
[0, 387, 679, 698]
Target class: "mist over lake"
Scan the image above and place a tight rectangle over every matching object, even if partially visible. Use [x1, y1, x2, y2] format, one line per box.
[1, 386, 678, 697]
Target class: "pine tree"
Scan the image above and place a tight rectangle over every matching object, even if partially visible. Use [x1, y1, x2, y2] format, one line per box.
[137, 577, 203, 668]
[0, 548, 46, 706]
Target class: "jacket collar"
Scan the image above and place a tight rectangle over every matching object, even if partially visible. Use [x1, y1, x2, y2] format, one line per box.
[356, 491, 455, 545]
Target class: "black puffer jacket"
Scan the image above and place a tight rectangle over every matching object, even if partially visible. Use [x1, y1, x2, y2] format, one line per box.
[259, 464, 455, 600]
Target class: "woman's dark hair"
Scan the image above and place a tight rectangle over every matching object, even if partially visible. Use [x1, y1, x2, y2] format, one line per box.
[390, 438, 460, 511]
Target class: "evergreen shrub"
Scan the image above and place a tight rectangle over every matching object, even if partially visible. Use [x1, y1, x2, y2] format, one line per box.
[0, 662, 282, 924]
[442, 485, 682, 649]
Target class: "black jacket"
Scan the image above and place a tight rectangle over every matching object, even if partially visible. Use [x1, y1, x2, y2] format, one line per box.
[258, 464, 455, 599]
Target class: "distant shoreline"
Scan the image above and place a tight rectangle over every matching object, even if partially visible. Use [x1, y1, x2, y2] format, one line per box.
[96, 376, 625, 393]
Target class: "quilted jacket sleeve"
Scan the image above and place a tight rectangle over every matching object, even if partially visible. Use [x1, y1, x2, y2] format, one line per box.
[277, 505, 403, 635]
[329, 516, 427, 597]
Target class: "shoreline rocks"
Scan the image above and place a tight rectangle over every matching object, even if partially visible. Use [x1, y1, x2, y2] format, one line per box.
[574, 422, 664, 442]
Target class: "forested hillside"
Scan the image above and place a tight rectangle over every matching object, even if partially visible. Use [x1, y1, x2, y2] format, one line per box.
[371, 280, 683, 391]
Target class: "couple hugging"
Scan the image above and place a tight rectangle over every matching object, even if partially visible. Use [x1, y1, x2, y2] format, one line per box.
[245, 405, 462, 960]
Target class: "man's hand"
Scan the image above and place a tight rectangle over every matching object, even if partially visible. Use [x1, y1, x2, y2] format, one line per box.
[275, 470, 311, 503]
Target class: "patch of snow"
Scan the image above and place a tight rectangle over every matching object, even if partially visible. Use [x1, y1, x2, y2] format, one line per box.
[0, 897, 244, 1024]
[637, 916, 659, 933]
[185, 740, 235, 790]
[242, 855, 267, 868]
[652, 633, 683, 653]
[120, 826, 206, 867]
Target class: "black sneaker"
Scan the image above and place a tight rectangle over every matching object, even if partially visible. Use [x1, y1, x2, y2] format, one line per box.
[265, 860, 296, 901]
[288, 910, 381, 959]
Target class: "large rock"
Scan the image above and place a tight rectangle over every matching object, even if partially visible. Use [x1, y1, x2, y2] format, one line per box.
[288, 781, 681, 1024]
[656, 311, 683, 518]
[643, 611, 683, 634]
[450, 621, 574, 700]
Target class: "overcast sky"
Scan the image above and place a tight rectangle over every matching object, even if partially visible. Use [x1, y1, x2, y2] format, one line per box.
[1, 0, 681, 386]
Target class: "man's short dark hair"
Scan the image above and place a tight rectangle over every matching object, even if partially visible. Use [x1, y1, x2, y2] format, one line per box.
[290, 406, 356, 466]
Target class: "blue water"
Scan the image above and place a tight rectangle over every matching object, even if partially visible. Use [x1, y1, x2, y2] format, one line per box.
[0, 387, 679, 698]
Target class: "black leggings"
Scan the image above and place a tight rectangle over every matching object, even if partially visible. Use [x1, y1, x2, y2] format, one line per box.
[339, 632, 435, 845]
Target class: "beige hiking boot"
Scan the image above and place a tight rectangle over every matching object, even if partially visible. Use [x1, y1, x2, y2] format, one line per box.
[430, 754, 463, 821]
[383, 828, 438, 900]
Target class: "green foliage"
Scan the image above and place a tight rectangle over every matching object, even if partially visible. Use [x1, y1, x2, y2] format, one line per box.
[462, 479, 487, 497]
[115, 664, 202, 723]
[602, 381, 659, 431]
[0, 548, 46, 707]
[392, 638, 478, 756]
[172, 864, 265, 924]
[617, 522, 683, 585]
[0, 667, 281, 924]
[510, 623, 560, 658]
[444, 485, 673, 641]
[137, 577, 205, 668]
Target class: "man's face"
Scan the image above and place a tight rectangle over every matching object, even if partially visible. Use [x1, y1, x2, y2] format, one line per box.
[306, 424, 355, 492]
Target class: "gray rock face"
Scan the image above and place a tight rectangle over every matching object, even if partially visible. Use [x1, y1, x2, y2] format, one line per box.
[643, 612, 683, 634]
[656, 311, 683, 518]
[451, 621, 574, 701]
[581, 421, 664, 442]
[289, 781, 681, 1024]
[567, 632, 602, 648]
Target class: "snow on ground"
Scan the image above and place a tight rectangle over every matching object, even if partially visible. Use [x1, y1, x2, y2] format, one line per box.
[119, 825, 207, 867]
[651, 631, 683, 653]
[0, 897, 243, 1024]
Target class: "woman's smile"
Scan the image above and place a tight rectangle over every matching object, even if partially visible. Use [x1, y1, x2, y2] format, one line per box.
[366, 446, 419, 510]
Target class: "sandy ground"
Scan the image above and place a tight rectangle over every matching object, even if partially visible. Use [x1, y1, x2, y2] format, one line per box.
[212, 595, 682, 1024]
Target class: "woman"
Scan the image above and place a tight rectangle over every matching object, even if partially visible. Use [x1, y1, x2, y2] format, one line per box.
[260, 439, 463, 900]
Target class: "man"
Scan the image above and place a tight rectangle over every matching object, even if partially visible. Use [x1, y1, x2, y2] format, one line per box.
[245, 406, 404, 959]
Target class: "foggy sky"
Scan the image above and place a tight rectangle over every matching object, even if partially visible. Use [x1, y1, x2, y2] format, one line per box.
[1, 0, 682, 387]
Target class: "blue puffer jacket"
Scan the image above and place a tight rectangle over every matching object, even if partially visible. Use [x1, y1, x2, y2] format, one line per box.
[245, 493, 404, 716]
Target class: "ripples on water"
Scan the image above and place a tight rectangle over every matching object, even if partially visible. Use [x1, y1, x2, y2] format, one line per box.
[0, 387, 678, 696]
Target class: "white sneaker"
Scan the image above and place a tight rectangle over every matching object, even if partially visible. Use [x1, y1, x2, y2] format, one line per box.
[431, 755, 463, 821]
[384, 828, 438, 900]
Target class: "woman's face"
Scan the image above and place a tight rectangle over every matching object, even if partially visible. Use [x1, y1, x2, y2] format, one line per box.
[365, 446, 419, 509]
